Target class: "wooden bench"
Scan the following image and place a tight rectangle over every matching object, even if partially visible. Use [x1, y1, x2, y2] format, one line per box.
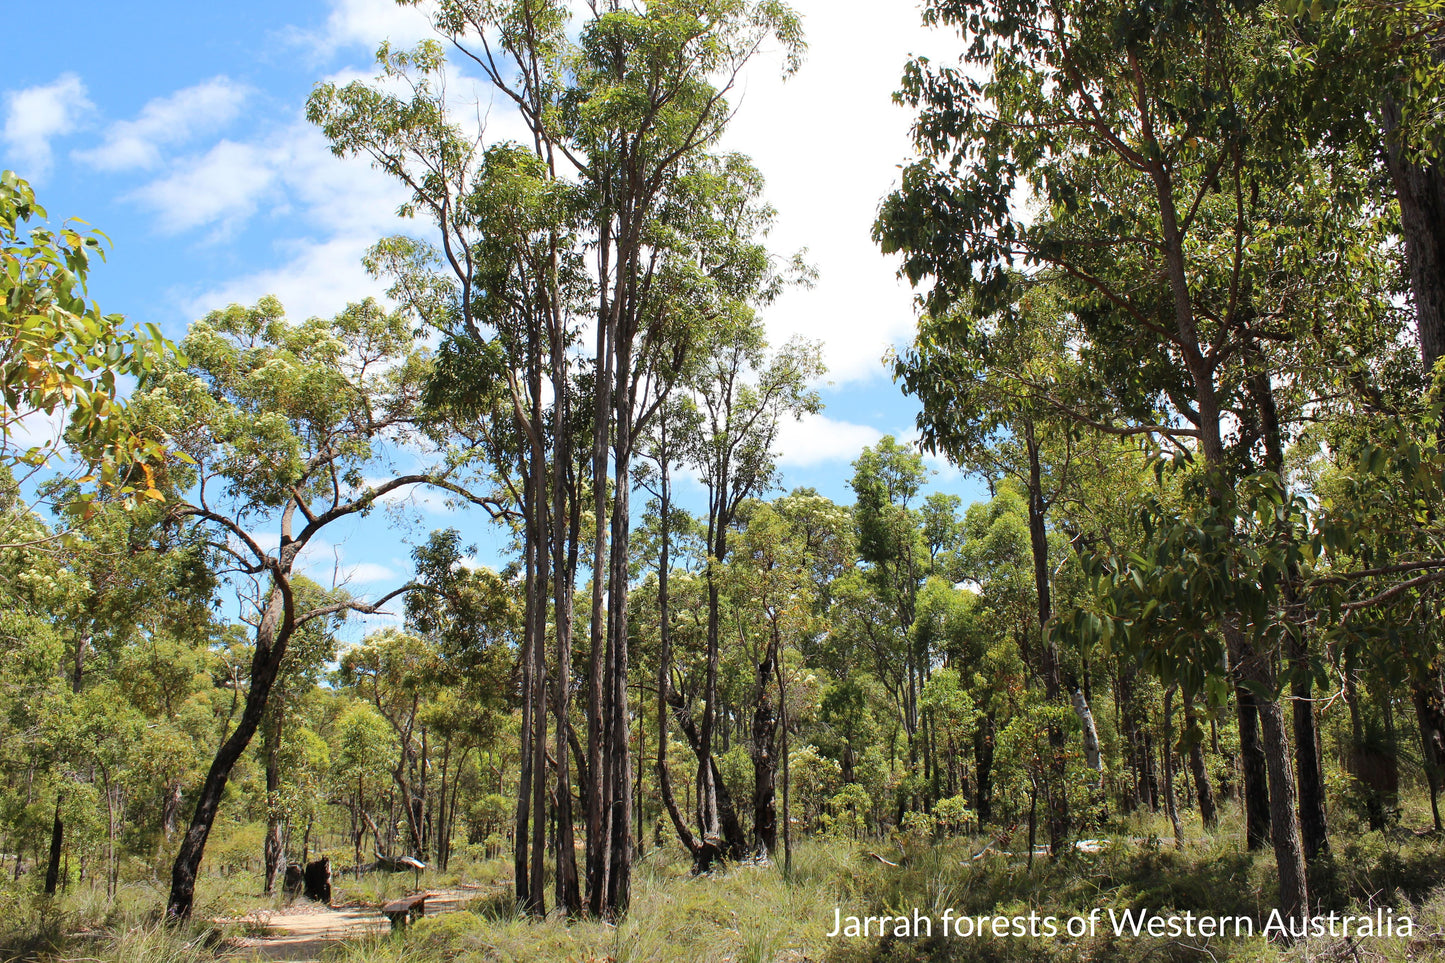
[382, 893, 428, 931]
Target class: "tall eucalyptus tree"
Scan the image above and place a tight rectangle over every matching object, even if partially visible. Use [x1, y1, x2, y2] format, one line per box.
[311, 0, 804, 918]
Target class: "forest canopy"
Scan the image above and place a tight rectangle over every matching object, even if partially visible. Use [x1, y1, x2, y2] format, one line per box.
[0, 0, 1443, 960]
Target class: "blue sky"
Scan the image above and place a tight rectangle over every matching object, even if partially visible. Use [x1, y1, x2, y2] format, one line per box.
[5, 0, 986, 632]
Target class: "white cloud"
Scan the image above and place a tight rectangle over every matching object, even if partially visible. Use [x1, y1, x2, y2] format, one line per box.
[2, 407, 65, 462]
[340, 561, 398, 584]
[116, 107, 413, 314]
[717, 0, 952, 386]
[74, 77, 250, 171]
[129, 140, 278, 234]
[297, 0, 438, 55]
[175, 0, 951, 383]
[2, 73, 93, 181]
[776, 412, 883, 468]
[187, 234, 387, 320]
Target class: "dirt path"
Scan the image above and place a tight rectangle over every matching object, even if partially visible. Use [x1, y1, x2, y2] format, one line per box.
[224, 887, 483, 961]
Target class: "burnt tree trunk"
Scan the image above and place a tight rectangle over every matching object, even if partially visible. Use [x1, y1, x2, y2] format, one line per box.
[751, 619, 780, 856]
[168, 588, 294, 921]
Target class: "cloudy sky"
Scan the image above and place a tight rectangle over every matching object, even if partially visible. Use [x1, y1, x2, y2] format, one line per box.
[5, 0, 986, 615]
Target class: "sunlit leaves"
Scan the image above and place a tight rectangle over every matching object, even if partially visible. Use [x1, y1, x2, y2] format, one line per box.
[0, 171, 177, 509]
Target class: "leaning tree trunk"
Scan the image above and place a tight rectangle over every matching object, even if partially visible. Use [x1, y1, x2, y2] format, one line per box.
[168, 589, 292, 921]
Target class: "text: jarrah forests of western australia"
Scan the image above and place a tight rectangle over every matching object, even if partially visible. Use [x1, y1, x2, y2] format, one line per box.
[826, 906, 1415, 940]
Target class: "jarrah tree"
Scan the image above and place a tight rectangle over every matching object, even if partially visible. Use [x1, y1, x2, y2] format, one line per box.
[871, 0, 1402, 919]
[310, 0, 804, 919]
[892, 284, 1111, 851]
[136, 297, 483, 921]
[684, 329, 822, 868]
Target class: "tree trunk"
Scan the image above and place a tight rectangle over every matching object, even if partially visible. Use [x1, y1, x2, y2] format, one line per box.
[751, 621, 780, 856]
[1025, 429, 1068, 853]
[664, 688, 748, 869]
[262, 704, 286, 895]
[1381, 95, 1445, 379]
[1235, 683, 1271, 849]
[1149, 124, 1307, 914]
[1383, 92, 1445, 836]
[584, 225, 615, 919]
[168, 588, 293, 921]
[974, 713, 995, 825]
[514, 531, 537, 914]
[1072, 689, 1102, 785]
[1291, 651, 1329, 860]
[654, 435, 702, 862]
[1181, 687, 1217, 828]
[43, 801, 63, 896]
[44, 628, 89, 897]
[1412, 664, 1445, 831]
[776, 649, 792, 878]
[602, 326, 638, 918]
[1163, 686, 1183, 847]
[551, 328, 581, 916]
[1248, 358, 1328, 860]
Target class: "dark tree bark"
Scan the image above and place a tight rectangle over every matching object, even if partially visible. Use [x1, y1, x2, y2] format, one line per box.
[168, 588, 293, 921]
[1381, 95, 1445, 378]
[974, 714, 995, 826]
[1247, 358, 1329, 859]
[42, 802, 63, 896]
[584, 221, 615, 917]
[1181, 687, 1218, 828]
[550, 282, 582, 916]
[663, 687, 748, 869]
[1234, 681, 1272, 850]
[776, 647, 792, 877]
[751, 620, 780, 856]
[514, 528, 537, 915]
[651, 420, 703, 862]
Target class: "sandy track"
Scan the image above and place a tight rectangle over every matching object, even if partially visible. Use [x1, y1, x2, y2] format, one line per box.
[225, 887, 483, 961]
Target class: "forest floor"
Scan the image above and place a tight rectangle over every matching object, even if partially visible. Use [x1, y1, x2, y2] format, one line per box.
[5, 804, 1445, 961]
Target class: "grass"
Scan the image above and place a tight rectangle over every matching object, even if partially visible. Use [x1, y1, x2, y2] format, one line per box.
[0, 806, 1442, 961]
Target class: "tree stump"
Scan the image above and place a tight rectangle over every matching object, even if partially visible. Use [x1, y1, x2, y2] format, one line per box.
[303, 857, 331, 904]
[282, 864, 304, 899]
